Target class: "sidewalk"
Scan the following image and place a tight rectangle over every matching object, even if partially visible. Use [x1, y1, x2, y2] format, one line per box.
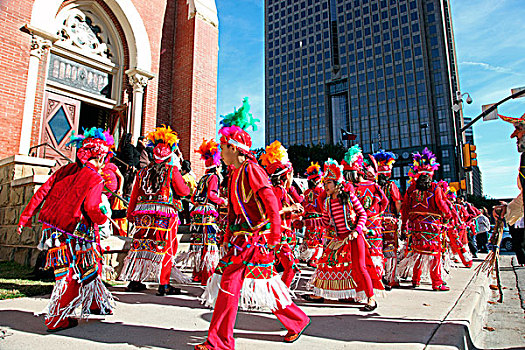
[479, 253, 525, 349]
[0, 257, 490, 350]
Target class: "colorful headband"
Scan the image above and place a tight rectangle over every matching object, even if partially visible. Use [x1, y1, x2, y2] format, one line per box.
[260, 140, 292, 176]
[322, 158, 344, 183]
[372, 150, 397, 175]
[68, 127, 114, 164]
[195, 138, 221, 169]
[408, 147, 440, 180]
[305, 162, 323, 181]
[341, 144, 364, 171]
[146, 125, 180, 163]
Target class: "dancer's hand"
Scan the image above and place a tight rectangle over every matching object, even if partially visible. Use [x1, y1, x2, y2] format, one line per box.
[350, 231, 358, 240]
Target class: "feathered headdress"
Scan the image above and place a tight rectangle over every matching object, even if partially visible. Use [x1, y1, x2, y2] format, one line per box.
[408, 147, 440, 180]
[341, 144, 364, 171]
[146, 125, 180, 163]
[372, 150, 397, 175]
[499, 113, 525, 139]
[195, 138, 221, 169]
[68, 127, 114, 164]
[322, 158, 344, 183]
[363, 154, 379, 180]
[305, 162, 323, 181]
[259, 140, 292, 176]
[218, 97, 259, 154]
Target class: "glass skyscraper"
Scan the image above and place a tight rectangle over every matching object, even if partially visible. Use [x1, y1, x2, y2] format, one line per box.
[265, 0, 475, 191]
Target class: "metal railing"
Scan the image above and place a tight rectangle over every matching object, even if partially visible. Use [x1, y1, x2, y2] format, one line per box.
[28, 142, 74, 163]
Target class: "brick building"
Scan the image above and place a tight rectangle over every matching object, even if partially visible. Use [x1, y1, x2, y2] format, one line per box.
[0, 0, 219, 176]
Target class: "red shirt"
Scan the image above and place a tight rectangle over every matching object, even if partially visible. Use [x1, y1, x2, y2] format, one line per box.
[381, 180, 401, 215]
[322, 190, 367, 236]
[19, 162, 107, 234]
[354, 180, 388, 218]
[401, 182, 452, 229]
[225, 159, 281, 245]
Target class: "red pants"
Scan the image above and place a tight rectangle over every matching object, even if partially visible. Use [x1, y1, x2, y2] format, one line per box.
[351, 234, 374, 298]
[204, 246, 309, 349]
[276, 244, 297, 287]
[45, 278, 96, 330]
[412, 254, 443, 288]
[159, 219, 179, 285]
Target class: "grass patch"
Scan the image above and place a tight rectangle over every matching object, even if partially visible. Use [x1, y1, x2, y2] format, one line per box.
[0, 261, 54, 300]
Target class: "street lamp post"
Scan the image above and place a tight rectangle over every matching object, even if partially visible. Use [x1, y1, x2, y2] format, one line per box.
[452, 91, 473, 193]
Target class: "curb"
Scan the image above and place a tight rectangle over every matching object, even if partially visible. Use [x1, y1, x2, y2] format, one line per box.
[425, 267, 490, 350]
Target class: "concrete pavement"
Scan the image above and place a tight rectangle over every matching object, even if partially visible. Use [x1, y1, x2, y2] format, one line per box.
[0, 257, 491, 350]
[479, 253, 525, 349]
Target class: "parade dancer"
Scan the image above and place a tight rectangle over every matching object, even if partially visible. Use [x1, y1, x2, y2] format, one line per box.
[343, 145, 388, 279]
[119, 126, 190, 296]
[186, 138, 226, 285]
[304, 159, 383, 310]
[298, 162, 325, 267]
[197, 98, 310, 350]
[373, 150, 402, 289]
[398, 148, 452, 291]
[260, 140, 303, 287]
[18, 128, 115, 331]
[438, 181, 473, 268]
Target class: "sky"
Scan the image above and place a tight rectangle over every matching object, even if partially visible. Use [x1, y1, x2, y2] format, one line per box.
[215, 0, 525, 199]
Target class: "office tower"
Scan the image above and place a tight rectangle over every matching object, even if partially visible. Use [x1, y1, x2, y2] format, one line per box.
[265, 0, 472, 191]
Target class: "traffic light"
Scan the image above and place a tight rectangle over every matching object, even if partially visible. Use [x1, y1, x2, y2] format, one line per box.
[470, 145, 477, 167]
[449, 180, 467, 191]
[462, 143, 477, 170]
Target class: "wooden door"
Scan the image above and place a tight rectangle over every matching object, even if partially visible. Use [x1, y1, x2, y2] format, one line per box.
[40, 91, 80, 166]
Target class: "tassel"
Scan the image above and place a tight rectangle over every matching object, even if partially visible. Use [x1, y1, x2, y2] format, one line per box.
[45, 238, 53, 249]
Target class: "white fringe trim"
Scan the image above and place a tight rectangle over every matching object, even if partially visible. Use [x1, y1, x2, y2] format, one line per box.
[135, 203, 176, 215]
[201, 273, 293, 311]
[42, 277, 115, 327]
[119, 250, 163, 282]
[384, 257, 398, 284]
[170, 266, 192, 284]
[397, 253, 445, 281]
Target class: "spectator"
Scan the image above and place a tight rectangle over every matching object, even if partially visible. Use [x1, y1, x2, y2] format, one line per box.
[181, 160, 197, 225]
[117, 133, 140, 197]
[137, 135, 153, 169]
[475, 207, 491, 253]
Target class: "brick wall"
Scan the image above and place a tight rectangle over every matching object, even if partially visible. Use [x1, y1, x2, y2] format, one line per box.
[0, 0, 218, 179]
[169, 0, 219, 178]
[0, 0, 33, 158]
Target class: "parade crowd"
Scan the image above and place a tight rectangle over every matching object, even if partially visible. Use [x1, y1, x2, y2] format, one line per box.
[17, 98, 512, 350]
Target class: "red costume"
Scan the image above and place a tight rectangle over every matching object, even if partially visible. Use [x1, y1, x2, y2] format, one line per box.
[183, 139, 226, 285]
[199, 98, 309, 349]
[398, 148, 452, 290]
[119, 126, 190, 293]
[299, 162, 325, 267]
[308, 159, 383, 301]
[354, 180, 388, 277]
[438, 181, 473, 268]
[18, 128, 115, 331]
[373, 150, 401, 287]
[259, 140, 301, 288]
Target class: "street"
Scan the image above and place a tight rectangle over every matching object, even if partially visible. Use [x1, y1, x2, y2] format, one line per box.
[2, 253, 523, 350]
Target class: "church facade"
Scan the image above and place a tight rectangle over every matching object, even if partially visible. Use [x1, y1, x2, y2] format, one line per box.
[0, 0, 219, 175]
